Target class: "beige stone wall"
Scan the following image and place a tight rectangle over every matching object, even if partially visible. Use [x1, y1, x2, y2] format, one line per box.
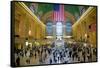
[72, 7, 97, 47]
[14, 2, 46, 49]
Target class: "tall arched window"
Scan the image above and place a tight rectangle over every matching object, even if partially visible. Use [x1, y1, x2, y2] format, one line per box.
[66, 22, 72, 35]
[56, 22, 63, 36]
[46, 22, 53, 36]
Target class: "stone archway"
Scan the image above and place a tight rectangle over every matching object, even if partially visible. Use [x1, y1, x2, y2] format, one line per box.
[41, 11, 76, 24]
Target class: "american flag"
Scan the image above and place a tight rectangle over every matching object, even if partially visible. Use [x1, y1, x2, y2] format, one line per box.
[52, 4, 65, 23]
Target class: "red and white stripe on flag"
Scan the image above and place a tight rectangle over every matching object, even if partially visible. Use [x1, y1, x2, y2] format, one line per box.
[53, 5, 65, 23]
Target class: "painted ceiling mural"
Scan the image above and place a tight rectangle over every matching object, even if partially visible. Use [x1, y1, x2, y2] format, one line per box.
[25, 2, 89, 24]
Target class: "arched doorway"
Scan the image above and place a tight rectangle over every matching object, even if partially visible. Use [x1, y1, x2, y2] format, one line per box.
[41, 11, 76, 24]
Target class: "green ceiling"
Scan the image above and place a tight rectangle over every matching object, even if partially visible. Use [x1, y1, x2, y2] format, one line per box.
[25, 3, 81, 15]
[38, 4, 53, 14]
[24, 2, 89, 22]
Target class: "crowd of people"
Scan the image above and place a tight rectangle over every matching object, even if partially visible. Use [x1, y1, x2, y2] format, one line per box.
[45, 42, 97, 64]
[15, 44, 52, 66]
[14, 41, 97, 66]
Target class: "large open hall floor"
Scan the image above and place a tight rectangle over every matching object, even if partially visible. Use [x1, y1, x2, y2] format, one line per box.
[14, 39, 97, 66]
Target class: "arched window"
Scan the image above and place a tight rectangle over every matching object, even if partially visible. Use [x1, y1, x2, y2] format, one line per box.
[66, 22, 72, 35]
[46, 22, 53, 36]
[56, 22, 63, 36]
